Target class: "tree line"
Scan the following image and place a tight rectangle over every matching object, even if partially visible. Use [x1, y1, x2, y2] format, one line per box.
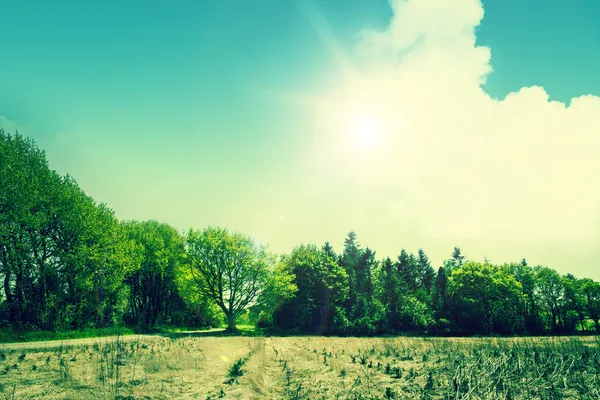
[1, 129, 600, 336]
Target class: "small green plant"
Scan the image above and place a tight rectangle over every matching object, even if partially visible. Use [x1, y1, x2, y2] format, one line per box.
[385, 386, 396, 399]
[226, 358, 246, 384]
[59, 357, 71, 382]
[425, 371, 434, 391]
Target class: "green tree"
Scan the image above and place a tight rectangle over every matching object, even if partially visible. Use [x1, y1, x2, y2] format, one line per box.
[250, 260, 297, 327]
[352, 248, 381, 333]
[450, 247, 466, 269]
[417, 248, 435, 293]
[123, 220, 186, 330]
[322, 241, 337, 260]
[562, 274, 586, 332]
[274, 244, 348, 334]
[432, 266, 448, 319]
[508, 262, 542, 334]
[340, 231, 361, 314]
[396, 249, 418, 292]
[0, 130, 53, 327]
[449, 262, 524, 334]
[186, 227, 273, 332]
[580, 279, 600, 332]
[379, 257, 401, 331]
[535, 266, 566, 333]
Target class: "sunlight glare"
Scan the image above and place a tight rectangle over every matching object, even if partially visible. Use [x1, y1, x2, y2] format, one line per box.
[352, 114, 382, 149]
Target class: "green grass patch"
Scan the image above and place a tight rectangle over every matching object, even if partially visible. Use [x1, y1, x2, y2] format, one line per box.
[0, 327, 135, 343]
[151, 325, 213, 333]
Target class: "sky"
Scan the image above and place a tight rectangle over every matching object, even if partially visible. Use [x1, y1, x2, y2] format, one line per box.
[1, 0, 600, 279]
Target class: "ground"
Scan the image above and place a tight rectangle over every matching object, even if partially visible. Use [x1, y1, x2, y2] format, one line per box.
[1, 335, 599, 399]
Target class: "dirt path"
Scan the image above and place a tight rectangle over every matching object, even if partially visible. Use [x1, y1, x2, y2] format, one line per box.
[0, 328, 226, 350]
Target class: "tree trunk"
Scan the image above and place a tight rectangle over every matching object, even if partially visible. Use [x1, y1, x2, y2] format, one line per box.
[226, 313, 237, 332]
[4, 272, 14, 323]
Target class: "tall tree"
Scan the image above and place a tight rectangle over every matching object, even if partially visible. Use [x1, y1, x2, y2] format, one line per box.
[124, 220, 185, 330]
[580, 279, 600, 332]
[562, 274, 586, 332]
[351, 247, 381, 333]
[417, 248, 435, 293]
[397, 249, 418, 292]
[432, 266, 448, 320]
[449, 262, 524, 334]
[379, 257, 401, 331]
[186, 227, 273, 332]
[508, 262, 542, 334]
[322, 241, 337, 261]
[274, 245, 348, 334]
[340, 232, 361, 314]
[0, 130, 52, 327]
[450, 247, 466, 269]
[535, 266, 566, 333]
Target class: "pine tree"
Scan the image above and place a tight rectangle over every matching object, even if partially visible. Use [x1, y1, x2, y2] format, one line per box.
[417, 249, 435, 292]
[397, 249, 417, 292]
[322, 241, 337, 261]
[380, 257, 400, 331]
[450, 247, 466, 269]
[340, 232, 362, 316]
[356, 248, 375, 301]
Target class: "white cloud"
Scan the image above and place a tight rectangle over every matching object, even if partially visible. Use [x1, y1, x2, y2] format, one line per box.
[311, 0, 600, 276]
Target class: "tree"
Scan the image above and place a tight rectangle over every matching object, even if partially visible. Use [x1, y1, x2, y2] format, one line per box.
[417, 248, 435, 293]
[535, 267, 566, 333]
[340, 232, 361, 314]
[186, 227, 273, 332]
[0, 130, 54, 327]
[322, 241, 337, 260]
[508, 262, 542, 334]
[250, 260, 297, 327]
[352, 247, 381, 333]
[124, 220, 185, 330]
[397, 249, 418, 292]
[432, 266, 448, 319]
[580, 279, 600, 332]
[450, 247, 466, 269]
[562, 274, 586, 332]
[274, 244, 348, 334]
[379, 257, 401, 331]
[449, 262, 524, 334]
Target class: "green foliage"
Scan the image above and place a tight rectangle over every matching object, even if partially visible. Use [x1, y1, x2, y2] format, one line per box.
[185, 227, 274, 332]
[449, 262, 525, 334]
[0, 130, 139, 331]
[274, 244, 349, 334]
[123, 220, 186, 330]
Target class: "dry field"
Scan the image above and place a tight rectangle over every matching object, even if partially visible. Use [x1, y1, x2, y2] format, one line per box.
[1, 335, 599, 399]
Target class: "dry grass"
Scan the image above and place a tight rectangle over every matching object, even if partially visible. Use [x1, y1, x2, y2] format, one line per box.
[1, 335, 599, 399]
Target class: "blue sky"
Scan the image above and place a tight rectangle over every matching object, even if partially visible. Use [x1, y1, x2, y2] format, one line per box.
[1, 0, 600, 277]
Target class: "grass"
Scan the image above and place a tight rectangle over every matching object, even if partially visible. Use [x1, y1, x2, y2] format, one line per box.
[0, 327, 135, 343]
[1, 335, 599, 399]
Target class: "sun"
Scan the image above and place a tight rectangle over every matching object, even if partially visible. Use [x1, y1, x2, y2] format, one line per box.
[351, 114, 382, 149]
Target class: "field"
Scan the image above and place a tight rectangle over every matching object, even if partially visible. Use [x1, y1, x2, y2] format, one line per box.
[1, 335, 599, 399]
